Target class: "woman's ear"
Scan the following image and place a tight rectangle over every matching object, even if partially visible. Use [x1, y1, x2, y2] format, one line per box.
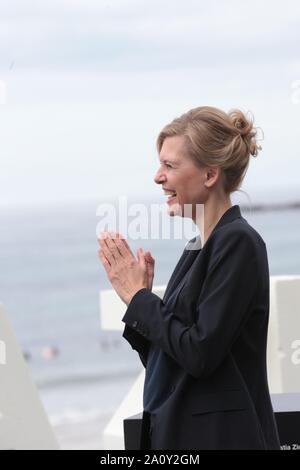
[204, 166, 220, 188]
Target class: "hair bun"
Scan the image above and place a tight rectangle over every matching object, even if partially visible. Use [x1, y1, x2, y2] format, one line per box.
[228, 108, 262, 157]
[229, 109, 252, 136]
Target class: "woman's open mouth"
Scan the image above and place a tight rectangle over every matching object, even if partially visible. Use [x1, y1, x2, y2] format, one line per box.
[167, 194, 177, 204]
[163, 189, 177, 203]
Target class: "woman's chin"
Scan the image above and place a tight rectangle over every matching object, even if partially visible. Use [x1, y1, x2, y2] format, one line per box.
[166, 201, 182, 217]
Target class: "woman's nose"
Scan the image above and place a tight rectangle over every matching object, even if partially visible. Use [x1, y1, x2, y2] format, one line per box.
[154, 169, 166, 185]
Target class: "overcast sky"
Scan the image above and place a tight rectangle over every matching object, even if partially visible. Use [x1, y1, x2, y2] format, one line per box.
[0, 0, 300, 207]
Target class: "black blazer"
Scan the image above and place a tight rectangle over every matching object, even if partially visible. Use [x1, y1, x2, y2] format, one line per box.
[122, 205, 280, 450]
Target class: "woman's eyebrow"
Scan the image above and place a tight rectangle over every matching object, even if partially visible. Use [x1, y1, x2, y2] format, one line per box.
[159, 156, 178, 164]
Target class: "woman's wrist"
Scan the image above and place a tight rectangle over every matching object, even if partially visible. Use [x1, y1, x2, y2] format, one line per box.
[125, 286, 148, 306]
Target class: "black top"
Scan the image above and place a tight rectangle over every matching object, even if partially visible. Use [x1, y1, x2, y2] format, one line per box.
[122, 205, 280, 449]
[143, 259, 197, 413]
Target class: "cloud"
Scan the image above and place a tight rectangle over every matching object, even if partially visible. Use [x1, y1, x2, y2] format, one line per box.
[0, 0, 300, 206]
[0, 0, 299, 71]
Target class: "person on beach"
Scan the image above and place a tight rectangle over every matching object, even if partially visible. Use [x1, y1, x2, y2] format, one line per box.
[98, 106, 280, 450]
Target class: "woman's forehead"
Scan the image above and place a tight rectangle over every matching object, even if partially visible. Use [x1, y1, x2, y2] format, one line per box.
[159, 135, 189, 161]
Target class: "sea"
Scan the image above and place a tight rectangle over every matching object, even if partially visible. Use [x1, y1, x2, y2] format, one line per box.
[1, 192, 300, 448]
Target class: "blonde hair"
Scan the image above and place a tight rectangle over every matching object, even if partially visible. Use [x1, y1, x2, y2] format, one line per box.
[156, 106, 262, 193]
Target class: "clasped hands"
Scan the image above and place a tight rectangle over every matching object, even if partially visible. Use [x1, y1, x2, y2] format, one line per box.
[98, 231, 155, 306]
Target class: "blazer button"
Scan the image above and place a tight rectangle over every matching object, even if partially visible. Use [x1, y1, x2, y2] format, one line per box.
[170, 385, 176, 393]
[132, 321, 138, 328]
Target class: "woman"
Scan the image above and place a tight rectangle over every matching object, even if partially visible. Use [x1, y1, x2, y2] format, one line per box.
[98, 106, 281, 450]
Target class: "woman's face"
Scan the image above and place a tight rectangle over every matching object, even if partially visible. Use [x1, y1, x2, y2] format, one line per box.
[154, 135, 209, 218]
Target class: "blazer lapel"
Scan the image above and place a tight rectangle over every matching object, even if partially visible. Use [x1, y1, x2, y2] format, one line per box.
[163, 237, 201, 301]
[162, 205, 242, 302]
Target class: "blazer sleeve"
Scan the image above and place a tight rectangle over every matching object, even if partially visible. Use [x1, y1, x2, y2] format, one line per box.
[122, 324, 151, 368]
[121, 229, 260, 378]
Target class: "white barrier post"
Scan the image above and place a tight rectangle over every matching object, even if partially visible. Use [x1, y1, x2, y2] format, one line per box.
[0, 303, 59, 450]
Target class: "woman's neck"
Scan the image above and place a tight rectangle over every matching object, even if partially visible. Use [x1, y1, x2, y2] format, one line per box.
[194, 196, 232, 248]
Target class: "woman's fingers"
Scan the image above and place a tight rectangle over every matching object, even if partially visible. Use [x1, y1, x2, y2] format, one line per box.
[98, 232, 155, 291]
[137, 248, 146, 269]
[140, 250, 155, 290]
[116, 232, 136, 259]
[144, 251, 155, 264]
[103, 233, 123, 260]
[98, 249, 111, 272]
[99, 236, 116, 265]
[98, 231, 136, 260]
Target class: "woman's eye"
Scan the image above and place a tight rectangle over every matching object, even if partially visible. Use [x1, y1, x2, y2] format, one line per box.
[165, 163, 172, 168]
